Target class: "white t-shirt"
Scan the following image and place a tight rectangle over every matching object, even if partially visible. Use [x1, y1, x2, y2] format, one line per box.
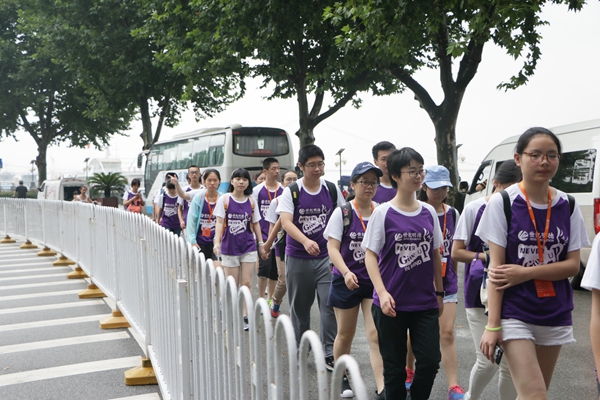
[123, 190, 147, 202]
[582, 232, 600, 291]
[476, 185, 588, 252]
[454, 196, 486, 245]
[184, 186, 205, 201]
[157, 192, 183, 208]
[213, 195, 261, 223]
[323, 201, 375, 242]
[362, 202, 442, 254]
[276, 177, 345, 215]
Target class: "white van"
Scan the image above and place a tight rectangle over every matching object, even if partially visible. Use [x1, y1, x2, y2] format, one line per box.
[37, 178, 88, 201]
[463, 119, 600, 288]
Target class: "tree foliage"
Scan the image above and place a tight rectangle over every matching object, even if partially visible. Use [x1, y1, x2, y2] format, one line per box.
[0, 0, 130, 185]
[142, 0, 398, 146]
[325, 0, 584, 204]
[88, 172, 128, 198]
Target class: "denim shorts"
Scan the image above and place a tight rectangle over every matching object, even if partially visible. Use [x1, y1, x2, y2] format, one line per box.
[327, 274, 374, 309]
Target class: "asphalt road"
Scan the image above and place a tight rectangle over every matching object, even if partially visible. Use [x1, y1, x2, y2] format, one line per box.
[287, 262, 597, 399]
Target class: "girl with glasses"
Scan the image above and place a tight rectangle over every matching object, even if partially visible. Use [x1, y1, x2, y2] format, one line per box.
[478, 127, 589, 400]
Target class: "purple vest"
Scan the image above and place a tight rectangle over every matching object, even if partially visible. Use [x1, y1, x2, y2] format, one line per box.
[372, 184, 395, 204]
[161, 194, 180, 230]
[503, 195, 573, 326]
[440, 207, 458, 295]
[464, 203, 486, 309]
[286, 186, 335, 259]
[221, 196, 256, 256]
[332, 208, 371, 285]
[195, 198, 217, 246]
[257, 185, 284, 243]
[375, 205, 439, 312]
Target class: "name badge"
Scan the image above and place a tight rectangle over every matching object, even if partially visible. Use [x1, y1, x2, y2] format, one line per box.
[441, 257, 447, 277]
[534, 279, 556, 298]
[202, 227, 212, 237]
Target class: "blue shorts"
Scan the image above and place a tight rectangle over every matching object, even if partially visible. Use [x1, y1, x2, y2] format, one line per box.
[327, 274, 374, 309]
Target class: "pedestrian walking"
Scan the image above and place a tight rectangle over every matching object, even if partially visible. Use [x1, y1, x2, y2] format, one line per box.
[123, 178, 145, 212]
[13, 180, 27, 198]
[362, 147, 444, 400]
[371, 141, 396, 204]
[477, 127, 589, 400]
[324, 161, 385, 399]
[451, 160, 521, 400]
[582, 232, 600, 400]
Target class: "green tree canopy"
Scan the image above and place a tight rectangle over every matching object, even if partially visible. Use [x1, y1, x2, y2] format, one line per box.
[88, 172, 128, 198]
[0, 0, 131, 185]
[141, 0, 398, 146]
[325, 0, 584, 203]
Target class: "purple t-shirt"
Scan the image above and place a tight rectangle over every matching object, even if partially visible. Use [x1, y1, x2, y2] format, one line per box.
[439, 206, 458, 296]
[285, 185, 336, 259]
[160, 193, 181, 230]
[253, 183, 284, 245]
[362, 202, 442, 312]
[195, 197, 218, 246]
[372, 184, 395, 204]
[219, 196, 256, 256]
[477, 185, 589, 326]
[182, 186, 193, 222]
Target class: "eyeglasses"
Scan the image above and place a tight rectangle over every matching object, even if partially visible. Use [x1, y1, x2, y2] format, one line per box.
[188, 170, 200, 175]
[356, 181, 378, 188]
[401, 169, 427, 178]
[304, 161, 325, 170]
[522, 152, 560, 164]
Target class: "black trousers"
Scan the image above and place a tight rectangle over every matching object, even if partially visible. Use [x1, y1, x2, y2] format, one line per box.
[372, 305, 441, 400]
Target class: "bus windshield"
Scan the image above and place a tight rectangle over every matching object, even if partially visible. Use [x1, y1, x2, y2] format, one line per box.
[232, 127, 289, 156]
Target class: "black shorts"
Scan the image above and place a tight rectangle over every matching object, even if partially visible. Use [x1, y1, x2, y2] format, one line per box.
[198, 244, 217, 261]
[327, 274, 374, 309]
[257, 251, 278, 280]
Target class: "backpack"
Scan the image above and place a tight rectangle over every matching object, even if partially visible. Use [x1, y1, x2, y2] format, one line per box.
[288, 180, 338, 211]
[128, 195, 142, 213]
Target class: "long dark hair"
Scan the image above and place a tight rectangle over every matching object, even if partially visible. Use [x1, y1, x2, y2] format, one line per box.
[515, 127, 562, 156]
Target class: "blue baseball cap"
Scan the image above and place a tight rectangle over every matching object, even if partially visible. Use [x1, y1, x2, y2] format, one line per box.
[423, 165, 453, 189]
[351, 161, 384, 179]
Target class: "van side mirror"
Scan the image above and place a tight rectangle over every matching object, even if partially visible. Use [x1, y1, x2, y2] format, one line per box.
[459, 180, 469, 194]
[137, 153, 145, 169]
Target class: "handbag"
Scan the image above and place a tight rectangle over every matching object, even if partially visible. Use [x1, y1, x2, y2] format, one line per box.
[128, 198, 142, 213]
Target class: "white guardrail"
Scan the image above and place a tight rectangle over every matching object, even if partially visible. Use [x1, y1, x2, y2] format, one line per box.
[0, 198, 368, 400]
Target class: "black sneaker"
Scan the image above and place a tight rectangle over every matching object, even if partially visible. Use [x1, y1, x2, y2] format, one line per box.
[325, 355, 334, 372]
[375, 387, 386, 400]
[341, 375, 354, 398]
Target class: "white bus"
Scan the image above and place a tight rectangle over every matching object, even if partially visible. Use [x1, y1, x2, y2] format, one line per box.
[141, 124, 295, 213]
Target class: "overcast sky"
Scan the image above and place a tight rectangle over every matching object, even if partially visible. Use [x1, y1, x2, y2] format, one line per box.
[1, 2, 599, 184]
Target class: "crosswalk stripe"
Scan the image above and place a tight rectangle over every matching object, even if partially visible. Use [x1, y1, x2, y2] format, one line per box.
[0, 314, 110, 332]
[0, 332, 130, 355]
[0, 261, 58, 270]
[0, 289, 81, 301]
[0, 272, 69, 282]
[0, 356, 141, 387]
[0, 299, 105, 315]
[0, 280, 82, 291]
[0, 267, 70, 275]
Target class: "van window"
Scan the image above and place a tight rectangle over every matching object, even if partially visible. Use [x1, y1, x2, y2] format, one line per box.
[470, 160, 492, 193]
[551, 149, 596, 193]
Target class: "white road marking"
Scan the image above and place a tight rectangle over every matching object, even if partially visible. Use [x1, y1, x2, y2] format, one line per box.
[0, 289, 81, 301]
[109, 394, 162, 400]
[0, 299, 105, 315]
[0, 356, 141, 387]
[0, 272, 69, 282]
[0, 314, 110, 332]
[0, 332, 130, 355]
[0, 267, 70, 275]
[0, 280, 83, 291]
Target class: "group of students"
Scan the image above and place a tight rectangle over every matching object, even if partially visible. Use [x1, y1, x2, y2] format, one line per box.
[132, 126, 600, 400]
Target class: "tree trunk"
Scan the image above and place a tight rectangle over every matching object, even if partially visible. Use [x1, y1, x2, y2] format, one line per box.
[36, 142, 49, 187]
[139, 96, 153, 151]
[433, 117, 460, 207]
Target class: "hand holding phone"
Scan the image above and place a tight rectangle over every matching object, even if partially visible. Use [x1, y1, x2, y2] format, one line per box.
[494, 344, 504, 365]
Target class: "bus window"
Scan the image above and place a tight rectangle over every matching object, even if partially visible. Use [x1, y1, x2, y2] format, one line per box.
[177, 140, 193, 169]
[192, 136, 210, 167]
[551, 149, 596, 193]
[207, 134, 225, 166]
[233, 128, 289, 156]
[163, 143, 177, 171]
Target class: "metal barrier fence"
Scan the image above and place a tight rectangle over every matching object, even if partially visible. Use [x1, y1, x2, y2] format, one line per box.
[0, 198, 368, 400]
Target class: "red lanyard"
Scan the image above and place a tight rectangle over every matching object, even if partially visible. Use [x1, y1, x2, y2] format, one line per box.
[519, 182, 552, 264]
[439, 204, 447, 253]
[206, 193, 218, 222]
[266, 185, 279, 202]
[352, 200, 374, 232]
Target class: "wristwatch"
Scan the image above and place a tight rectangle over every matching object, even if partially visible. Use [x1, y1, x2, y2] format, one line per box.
[435, 291, 445, 297]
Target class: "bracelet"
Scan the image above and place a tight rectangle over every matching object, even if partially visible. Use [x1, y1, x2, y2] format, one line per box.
[258, 242, 264, 247]
[485, 325, 502, 332]
[343, 270, 350, 277]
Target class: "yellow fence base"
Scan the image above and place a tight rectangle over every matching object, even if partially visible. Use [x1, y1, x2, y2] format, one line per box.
[37, 247, 57, 257]
[78, 284, 106, 299]
[53, 256, 75, 266]
[1, 235, 16, 244]
[67, 267, 88, 279]
[125, 357, 158, 386]
[100, 310, 131, 329]
[20, 240, 38, 249]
